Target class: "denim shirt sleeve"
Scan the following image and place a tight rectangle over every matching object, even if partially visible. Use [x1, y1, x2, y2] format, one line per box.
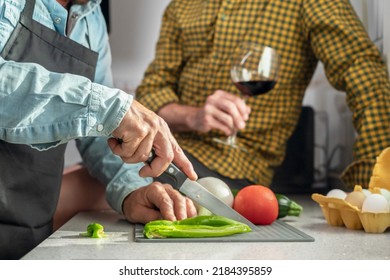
[0, 56, 132, 149]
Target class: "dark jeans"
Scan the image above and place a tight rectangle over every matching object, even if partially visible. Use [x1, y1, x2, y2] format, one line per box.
[156, 150, 254, 189]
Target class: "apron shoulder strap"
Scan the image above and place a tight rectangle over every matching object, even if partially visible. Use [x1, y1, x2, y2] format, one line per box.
[20, 0, 36, 25]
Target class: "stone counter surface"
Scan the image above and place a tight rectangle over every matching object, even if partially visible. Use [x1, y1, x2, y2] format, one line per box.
[22, 195, 390, 260]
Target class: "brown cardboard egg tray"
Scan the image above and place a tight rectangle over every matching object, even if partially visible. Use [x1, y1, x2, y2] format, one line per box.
[312, 194, 390, 233]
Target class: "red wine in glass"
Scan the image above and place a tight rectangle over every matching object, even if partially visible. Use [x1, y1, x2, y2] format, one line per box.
[233, 80, 277, 98]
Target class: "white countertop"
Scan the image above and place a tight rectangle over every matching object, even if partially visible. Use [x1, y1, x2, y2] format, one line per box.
[22, 195, 390, 260]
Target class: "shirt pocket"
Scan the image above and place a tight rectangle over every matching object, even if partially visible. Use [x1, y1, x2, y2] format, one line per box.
[0, 0, 21, 51]
[1, 0, 20, 27]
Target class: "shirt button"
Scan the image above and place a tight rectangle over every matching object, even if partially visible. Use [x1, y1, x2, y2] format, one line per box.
[97, 124, 104, 132]
[54, 17, 61, 24]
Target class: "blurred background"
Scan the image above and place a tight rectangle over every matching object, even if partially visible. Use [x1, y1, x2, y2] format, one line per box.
[65, 0, 390, 193]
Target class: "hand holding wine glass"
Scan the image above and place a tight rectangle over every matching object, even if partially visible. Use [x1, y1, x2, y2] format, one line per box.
[213, 42, 280, 150]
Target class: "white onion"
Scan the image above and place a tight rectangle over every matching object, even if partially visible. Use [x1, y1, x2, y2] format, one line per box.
[195, 177, 234, 215]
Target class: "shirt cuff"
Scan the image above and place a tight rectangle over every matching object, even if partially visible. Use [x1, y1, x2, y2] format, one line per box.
[87, 83, 133, 137]
[105, 162, 153, 214]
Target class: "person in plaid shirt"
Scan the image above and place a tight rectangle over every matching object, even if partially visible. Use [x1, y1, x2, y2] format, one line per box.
[134, 0, 390, 191]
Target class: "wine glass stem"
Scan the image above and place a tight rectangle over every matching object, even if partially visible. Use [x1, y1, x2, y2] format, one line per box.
[227, 96, 246, 146]
[227, 133, 237, 146]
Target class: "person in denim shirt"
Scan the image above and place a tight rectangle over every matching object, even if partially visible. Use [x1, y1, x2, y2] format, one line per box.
[0, 0, 197, 259]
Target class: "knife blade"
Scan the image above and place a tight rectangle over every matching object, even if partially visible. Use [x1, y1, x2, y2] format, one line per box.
[147, 151, 258, 231]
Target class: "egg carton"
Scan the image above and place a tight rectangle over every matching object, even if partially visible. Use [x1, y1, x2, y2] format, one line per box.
[311, 194, 390, 233]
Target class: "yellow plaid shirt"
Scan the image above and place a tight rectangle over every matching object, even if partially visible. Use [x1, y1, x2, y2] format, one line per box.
[136, 0, 390, 189]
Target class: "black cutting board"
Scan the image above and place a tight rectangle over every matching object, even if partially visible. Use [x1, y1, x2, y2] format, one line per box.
[135, 220, 314, 242]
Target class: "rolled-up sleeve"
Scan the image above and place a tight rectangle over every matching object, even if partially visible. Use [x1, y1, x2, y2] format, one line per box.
[302, 0, 390, 188]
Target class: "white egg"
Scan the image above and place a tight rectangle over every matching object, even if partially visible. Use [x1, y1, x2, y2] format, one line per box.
[345, 190, 366, 209]
[361, 193, 390, 213]
[362, 188, 372, 197]
[379, 188, 390, 203]
[326, 189, 347, 199]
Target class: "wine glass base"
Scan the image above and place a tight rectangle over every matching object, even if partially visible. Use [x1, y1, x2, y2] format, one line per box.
[212, 137, 248, 153]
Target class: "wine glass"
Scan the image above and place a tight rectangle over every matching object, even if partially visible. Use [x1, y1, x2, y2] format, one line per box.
[213, 42, 280, 151]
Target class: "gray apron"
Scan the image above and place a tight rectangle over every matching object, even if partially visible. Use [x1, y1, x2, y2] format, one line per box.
[0, 0, 98, 259]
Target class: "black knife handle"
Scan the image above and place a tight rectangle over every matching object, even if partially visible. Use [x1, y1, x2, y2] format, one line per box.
[146, 150, 188, 190]
[146, 150, 157, 165]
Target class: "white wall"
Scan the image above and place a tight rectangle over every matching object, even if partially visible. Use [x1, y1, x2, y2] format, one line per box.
[109, 0, 171, 91]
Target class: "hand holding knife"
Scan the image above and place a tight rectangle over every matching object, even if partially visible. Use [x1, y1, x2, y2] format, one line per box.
[146, 150, 258, 231]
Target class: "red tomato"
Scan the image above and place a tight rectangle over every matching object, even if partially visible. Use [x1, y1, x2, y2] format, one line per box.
[233, 185, 278, 225]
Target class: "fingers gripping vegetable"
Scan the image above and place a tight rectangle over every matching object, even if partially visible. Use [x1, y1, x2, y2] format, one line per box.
[275, 194, 303, 219]
[80, 223, 107, 238]
[143, 215, 251, 238]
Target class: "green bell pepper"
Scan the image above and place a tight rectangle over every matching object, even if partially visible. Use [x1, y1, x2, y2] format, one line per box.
[143, 215, 252, 239]
[79, 222, 107, 238]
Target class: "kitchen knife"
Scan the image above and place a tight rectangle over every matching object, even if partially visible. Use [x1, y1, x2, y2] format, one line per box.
[147, 151, 258, 231]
